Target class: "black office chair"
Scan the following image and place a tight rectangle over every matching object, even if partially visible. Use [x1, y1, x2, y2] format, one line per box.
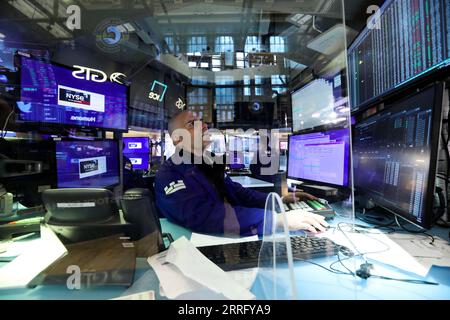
[42, 188, 132, 244]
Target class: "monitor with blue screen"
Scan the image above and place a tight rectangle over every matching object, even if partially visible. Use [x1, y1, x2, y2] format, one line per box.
[18, 56, 128, 131]
[55, 140, 120, 188]
[123, 137, 150, 154]
[288, 128, 350, 187]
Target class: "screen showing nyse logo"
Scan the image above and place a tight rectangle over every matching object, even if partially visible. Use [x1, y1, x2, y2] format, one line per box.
[58, 85, 106, 113]
[60, 87, 91, 106]
[78, 156, 107, 179]
[128, 142, 142, 150]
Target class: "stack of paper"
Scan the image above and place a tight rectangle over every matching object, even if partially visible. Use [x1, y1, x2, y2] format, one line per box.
[147, 237, 255, 300]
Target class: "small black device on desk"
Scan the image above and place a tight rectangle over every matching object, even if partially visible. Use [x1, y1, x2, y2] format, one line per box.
[283, 199, 336, 220]
[198, 236, 351, 271]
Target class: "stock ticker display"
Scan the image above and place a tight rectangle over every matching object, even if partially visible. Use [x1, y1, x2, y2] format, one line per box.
[348, 0, 450, 110]
[353, 86, 439, 223]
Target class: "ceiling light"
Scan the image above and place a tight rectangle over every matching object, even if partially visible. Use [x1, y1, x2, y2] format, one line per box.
[200, 62, 209, 68]
[188, 61, 197, 67]
[212, 67, 221, 72]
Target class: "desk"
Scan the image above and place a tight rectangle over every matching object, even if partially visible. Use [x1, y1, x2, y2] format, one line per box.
[230, 176, 274, 189]
[1, 216, 449, 300]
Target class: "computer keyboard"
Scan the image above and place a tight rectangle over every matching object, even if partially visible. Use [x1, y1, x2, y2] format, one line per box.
[283, 199, 336, 220]
[198, 236, 350, 271]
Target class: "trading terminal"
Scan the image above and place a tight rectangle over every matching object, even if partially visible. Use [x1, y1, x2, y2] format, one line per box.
[0, 0, 449, 301]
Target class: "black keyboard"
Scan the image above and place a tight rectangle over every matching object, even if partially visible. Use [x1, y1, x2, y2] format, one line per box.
[198, 236, 349, 271]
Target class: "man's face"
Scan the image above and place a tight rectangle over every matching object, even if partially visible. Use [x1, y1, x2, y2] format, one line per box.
[174, 111, 211, 151]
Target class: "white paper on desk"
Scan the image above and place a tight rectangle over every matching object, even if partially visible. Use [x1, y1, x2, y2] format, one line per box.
[166, 237, 255, 300]
[318, 229, 429, 277]
[0, 225, 67, 289]
[189, 233, 259, 291]
[148, 250, 206, 299]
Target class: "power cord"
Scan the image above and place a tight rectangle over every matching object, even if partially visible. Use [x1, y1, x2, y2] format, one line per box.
[1, 109, 14, 138]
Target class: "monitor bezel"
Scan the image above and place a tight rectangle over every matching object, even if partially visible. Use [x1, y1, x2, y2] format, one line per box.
[353, 82, 445, 229]
[15, 54, 130, 133]
[54, 138, 121, 190]
[347, 0, 450, 113]
[287, 125, 351, 189]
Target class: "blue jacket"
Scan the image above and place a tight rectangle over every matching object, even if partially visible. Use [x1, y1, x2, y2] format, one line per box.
[155, 158, 270, 236]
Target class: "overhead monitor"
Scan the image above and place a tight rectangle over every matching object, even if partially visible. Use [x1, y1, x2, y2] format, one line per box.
[55, 140, 120, 189]
[288, 128, 350, 187]
[18, 56, 128, 131]
[123, 137, 150, 154]
[353, 83, 444, 229]
[348, 0, 450, 112]
[291, 73, 346, 132]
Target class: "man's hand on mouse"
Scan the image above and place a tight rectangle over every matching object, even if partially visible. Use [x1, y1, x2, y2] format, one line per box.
[282, 191, 317, 204]
[276, 210, 329, 233]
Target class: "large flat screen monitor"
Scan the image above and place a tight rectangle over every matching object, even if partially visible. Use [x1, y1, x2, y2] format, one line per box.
[288, 128, 350, 187]
[291, 73, 347, 132]
[55, 140, 120, 189]
[353, 83, 444, 229]
[18, 56, 128, 131]
[348, 0, 450, 112]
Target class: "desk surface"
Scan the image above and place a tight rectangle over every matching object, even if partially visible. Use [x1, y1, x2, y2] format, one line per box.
[230, 176, 275, 188]
[1, 216, 449, 300]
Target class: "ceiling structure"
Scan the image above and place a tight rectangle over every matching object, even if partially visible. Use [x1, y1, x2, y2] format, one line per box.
[1, 0, 383, 85]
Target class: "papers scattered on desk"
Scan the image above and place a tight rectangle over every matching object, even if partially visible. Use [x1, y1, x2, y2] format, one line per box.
[387, 233, 450, 270]
[147, 236, 255, 300]
[190, 232, 258, 247]
[318, 227, 429, 277]
[0, 225, 67, 289]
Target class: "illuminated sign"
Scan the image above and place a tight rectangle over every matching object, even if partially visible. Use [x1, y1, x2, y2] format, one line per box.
[72, 65, 127, 84]
[175, 98, 185, 110]
[148, 80, 167, 102]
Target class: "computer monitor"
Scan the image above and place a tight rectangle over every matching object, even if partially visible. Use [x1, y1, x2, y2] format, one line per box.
[55, 140, 120, 189]
[229, 151, 245, 170]
[353, 83, 444, 229]
[127, 153, 149, 171]
[288, 128, 350, 187]
[207, 134, 226, 154]
[348, 0, 450, 112]
[291, 73, 346, 132]
[17, 55, 128, 131]
[123, 137, 150, 154]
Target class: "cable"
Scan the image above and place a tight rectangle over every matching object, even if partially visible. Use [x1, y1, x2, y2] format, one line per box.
[1, 109, 14, 138]
[393, 215, 436, 244]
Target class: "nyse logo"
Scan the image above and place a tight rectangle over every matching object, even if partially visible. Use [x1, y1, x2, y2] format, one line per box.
[175, 98, 185, 110]
[72, 65, 126, 84]
[148, 81, 168, 102]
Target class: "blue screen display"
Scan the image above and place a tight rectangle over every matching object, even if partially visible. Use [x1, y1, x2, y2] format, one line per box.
[19, 56, 128, 130]
[56, 140, 120, 188]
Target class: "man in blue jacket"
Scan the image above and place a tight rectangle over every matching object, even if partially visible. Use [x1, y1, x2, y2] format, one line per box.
[155, 111, 328, 237]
